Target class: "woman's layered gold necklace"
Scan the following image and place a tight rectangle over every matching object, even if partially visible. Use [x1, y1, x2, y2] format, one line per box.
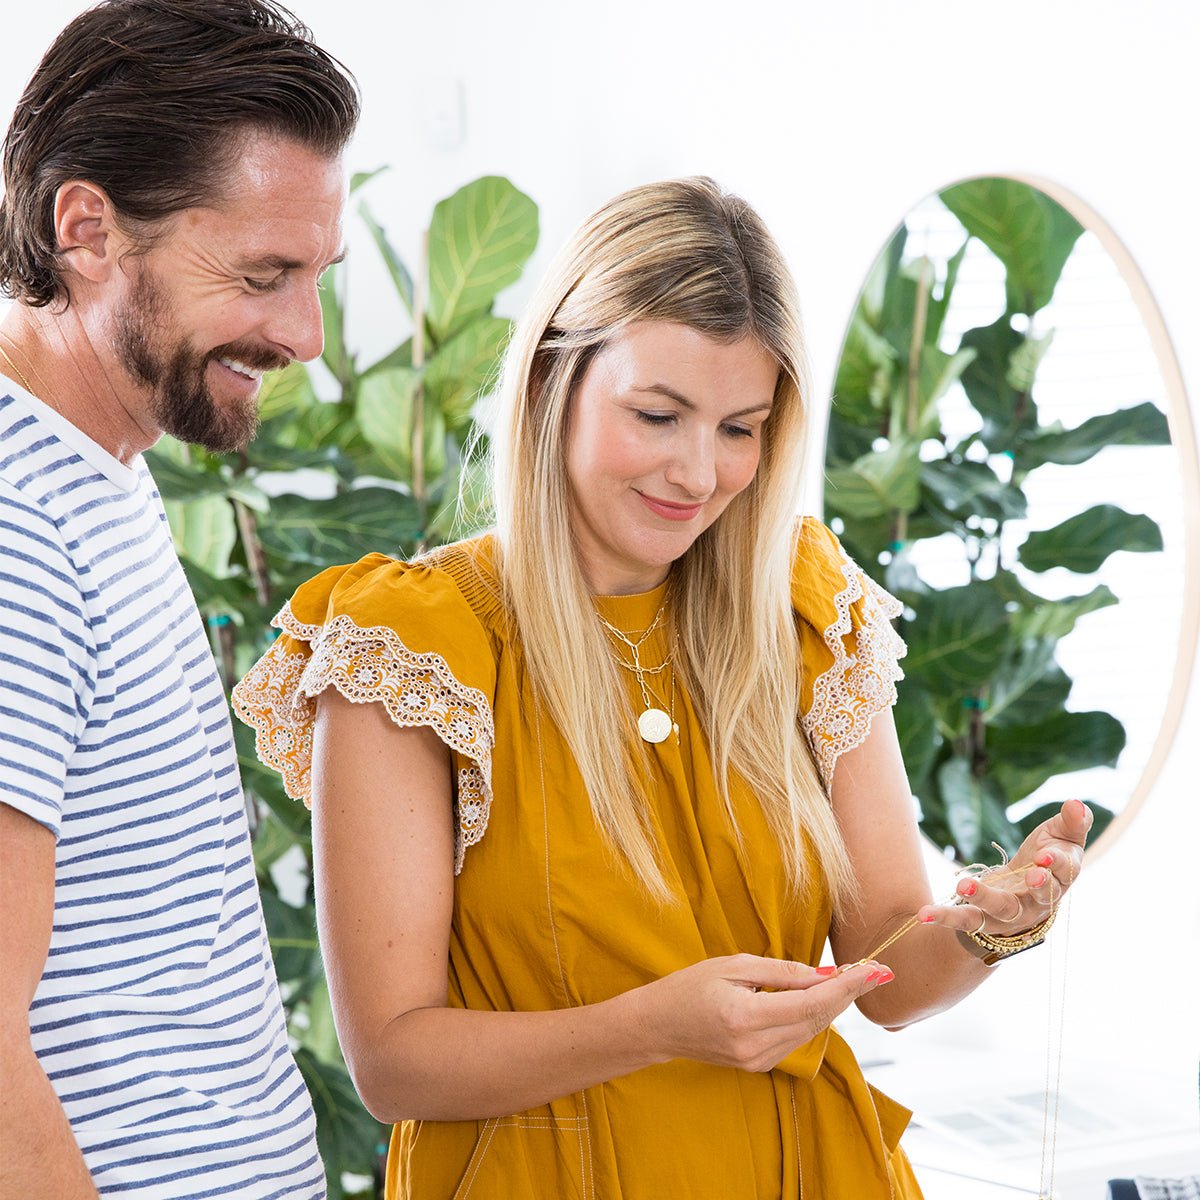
[597, 598, 678, 744]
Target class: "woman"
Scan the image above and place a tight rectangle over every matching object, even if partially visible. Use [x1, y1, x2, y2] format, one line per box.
[233, 177, 1089, 1199]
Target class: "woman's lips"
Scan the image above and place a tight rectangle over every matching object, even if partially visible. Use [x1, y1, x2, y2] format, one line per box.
[637, 492, 703, 521]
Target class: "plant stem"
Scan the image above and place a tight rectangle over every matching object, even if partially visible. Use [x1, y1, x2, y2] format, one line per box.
[906, 259, 931, 434]
[235, 500, 272, 609]
[412, 231, 428, 555]
[893, 258, 933, 550]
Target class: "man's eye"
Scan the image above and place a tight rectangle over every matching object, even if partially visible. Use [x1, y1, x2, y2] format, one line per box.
[244, 276, 280, 293]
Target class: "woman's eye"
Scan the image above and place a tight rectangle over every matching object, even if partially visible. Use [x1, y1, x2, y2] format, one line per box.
[636, 411, 676, 426]
[723, 423, 755, 439]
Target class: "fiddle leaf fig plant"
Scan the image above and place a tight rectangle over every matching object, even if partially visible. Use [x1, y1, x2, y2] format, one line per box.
[146, 174, 539, 1198]
[825, 176, 1170, 863]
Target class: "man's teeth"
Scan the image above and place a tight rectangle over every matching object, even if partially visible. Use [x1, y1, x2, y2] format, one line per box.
[218, 358, 265, 381]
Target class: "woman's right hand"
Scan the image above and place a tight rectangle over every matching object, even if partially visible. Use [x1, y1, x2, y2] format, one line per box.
[630, 955, 893, 1073]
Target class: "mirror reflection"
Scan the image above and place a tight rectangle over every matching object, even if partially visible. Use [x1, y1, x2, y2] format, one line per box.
[824, 175, 1190, 863]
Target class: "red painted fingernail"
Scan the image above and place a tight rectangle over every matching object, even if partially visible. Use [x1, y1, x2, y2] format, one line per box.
[1036, 852, 1054, 867]
[920, 914, 935, 923]
[961, 880, 977, 897]
[816, 965, 837, 976]
[864, 969, 881, 984]
[876, 968, 895, 985]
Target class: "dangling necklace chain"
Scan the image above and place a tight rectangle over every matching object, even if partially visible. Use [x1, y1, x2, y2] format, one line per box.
[596, 600, 678, 745]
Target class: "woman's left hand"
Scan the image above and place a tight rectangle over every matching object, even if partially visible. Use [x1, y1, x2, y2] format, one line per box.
[916, 798, 1092, 937]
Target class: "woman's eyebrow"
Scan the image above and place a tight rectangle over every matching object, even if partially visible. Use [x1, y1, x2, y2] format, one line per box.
[632, 383, 772, 418]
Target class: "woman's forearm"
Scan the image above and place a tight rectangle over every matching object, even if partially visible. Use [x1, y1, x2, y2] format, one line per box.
[851, 923, 992, 1029]
[349, 989, 662, 1122]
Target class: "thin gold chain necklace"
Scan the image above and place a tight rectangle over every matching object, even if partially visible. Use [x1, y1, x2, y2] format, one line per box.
[596, 599, 678, 744]
[0, 340, 37, 396]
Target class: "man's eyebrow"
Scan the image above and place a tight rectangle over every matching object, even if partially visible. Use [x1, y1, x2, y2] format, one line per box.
[632, 383, 772, 418]
[238, 249, 347, 272]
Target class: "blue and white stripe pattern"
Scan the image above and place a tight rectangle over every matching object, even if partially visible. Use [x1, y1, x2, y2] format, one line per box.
[0, 383, 324, 1198]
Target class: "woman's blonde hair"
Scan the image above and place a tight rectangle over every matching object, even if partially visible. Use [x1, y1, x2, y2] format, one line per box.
[489, 177, 853, 907]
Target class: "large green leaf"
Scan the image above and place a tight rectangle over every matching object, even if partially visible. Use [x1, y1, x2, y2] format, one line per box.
[1012, 583, 1118, 640]
[824, 438, 922, 519]
[294, 1047, 388, 1200]
[1015, 401, 1171, 470]
[920, 459, 1027, 523]
[356, 366, 420, 469]
[320, 263, 353, 387]
[902, 584, 1009, 692]
[1005, 329, 1055, 394]
[257, 360, 318, 423]
[178, 560, 253, 620]
[257, 487, 420, 567]
[959, 317, 1038, 447]
[924, 237, 968, 348]
[147, 449, 229, 502]
[427, 176, 538, 341]
[165, 494, 237, 578]
[832, 310, 896, 423]
[824, 408, 878, 470]
[260, 891, 321, 987]
[940, 178, 1084, 315]
[985, 637, 1061, 725]
[937, 757, 1020, 862]
[1019, 505, 1163, 573]
[357, 366, 447, 483]
[358, 198, 415, 316]
[251, 809, 300, 874]
[916, 345, 977, 430]
[989, 709, 1125, 802]
[893, 677, 940, 795]
[426, 315, 512, 433]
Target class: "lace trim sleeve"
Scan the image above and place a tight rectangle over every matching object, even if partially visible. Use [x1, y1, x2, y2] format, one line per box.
[801, 557, 907, 792]
[232, 601, 495, 873]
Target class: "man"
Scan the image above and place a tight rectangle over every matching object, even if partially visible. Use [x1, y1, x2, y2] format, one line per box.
[0, 3, 357, 1196]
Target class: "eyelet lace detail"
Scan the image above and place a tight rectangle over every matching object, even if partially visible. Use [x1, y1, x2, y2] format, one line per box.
[802, 556, 907, 791]
[232, 601, 494, 873]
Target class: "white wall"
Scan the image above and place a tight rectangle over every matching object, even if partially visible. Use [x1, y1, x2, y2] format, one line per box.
[6, 0, 1198, 1179]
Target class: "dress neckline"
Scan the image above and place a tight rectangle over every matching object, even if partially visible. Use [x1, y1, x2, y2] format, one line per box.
[591, 579, 670, 636]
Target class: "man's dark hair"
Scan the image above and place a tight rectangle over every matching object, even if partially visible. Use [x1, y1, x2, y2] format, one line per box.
[0, 0, 360, 307]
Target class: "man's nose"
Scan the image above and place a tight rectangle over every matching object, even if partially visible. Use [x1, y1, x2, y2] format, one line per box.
[264, 280, 325, 364]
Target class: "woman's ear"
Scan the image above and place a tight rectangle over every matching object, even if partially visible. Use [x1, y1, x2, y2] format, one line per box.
[53, 180, 127, 285]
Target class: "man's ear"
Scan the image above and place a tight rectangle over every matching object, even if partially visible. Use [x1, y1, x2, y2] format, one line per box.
[53, 181, 130, 284]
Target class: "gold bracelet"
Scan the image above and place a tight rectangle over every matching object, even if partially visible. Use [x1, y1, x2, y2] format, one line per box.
[956, 906, 1057, 966]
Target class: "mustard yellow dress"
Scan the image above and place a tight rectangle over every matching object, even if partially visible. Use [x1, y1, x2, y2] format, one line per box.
[233, 517, 922, 1199]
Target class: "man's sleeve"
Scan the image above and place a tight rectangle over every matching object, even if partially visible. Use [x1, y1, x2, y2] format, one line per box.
[0, 480, 95, 840]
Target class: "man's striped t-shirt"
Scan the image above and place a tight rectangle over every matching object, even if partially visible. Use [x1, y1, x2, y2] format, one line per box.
[0, 382, 324, 1199]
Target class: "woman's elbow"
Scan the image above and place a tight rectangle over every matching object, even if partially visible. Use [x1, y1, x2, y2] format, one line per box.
[853, 991, 943, 1031]
[345, 1049, 423, 1124]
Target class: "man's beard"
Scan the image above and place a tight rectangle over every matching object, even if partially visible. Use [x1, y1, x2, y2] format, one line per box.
[113, 266, 289, 453]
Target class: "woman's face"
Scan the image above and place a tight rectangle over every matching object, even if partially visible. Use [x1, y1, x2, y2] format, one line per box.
[564, 320, 778, 595]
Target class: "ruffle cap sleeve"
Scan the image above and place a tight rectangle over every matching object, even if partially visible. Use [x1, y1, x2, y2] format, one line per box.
[231, 551, 497, 871]
[792, 518, 907, 791]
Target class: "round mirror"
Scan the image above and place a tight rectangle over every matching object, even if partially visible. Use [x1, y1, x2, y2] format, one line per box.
[824, 174, 1198, 864]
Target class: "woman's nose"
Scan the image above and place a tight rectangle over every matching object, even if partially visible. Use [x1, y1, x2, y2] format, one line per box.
[663, 431, 717, 500]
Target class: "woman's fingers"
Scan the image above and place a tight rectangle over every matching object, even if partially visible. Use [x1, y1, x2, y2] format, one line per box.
[729, 954, 859, 993]
[1056, 797, 1093, 845]
[750, 961, 892, 1020]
